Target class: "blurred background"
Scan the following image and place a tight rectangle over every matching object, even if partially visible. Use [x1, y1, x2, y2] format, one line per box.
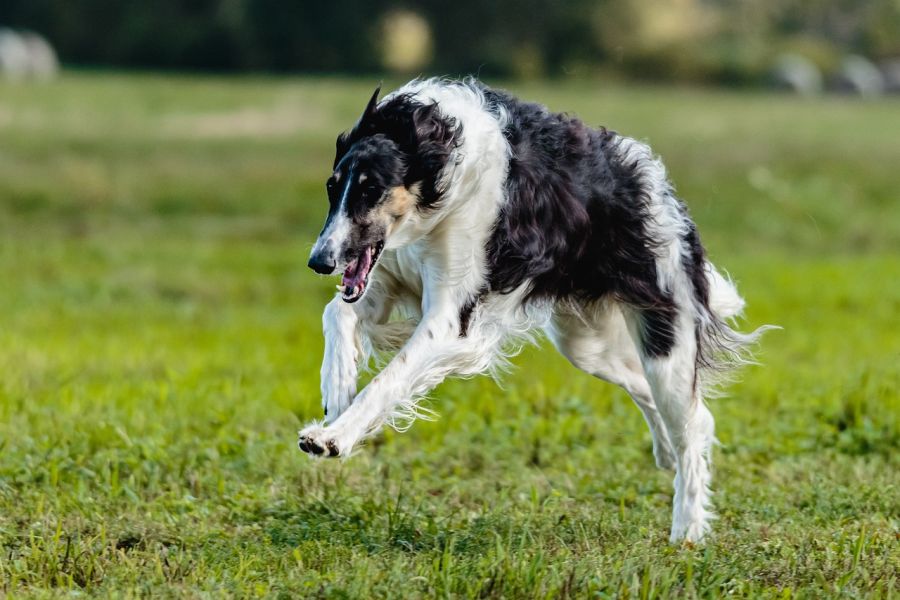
[3, 0, 900, 90]
[0, 1, 898, 595]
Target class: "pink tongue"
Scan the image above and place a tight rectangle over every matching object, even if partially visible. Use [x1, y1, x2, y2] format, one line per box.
[342, 246, 373, 289]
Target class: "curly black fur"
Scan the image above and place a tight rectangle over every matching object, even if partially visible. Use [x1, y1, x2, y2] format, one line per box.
[482, 88, 681, 357]
[335, 87, 461, 210]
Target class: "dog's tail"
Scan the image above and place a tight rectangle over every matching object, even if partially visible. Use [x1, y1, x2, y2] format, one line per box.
[695, 262, 776, 396]
[706, 263, 745, 320]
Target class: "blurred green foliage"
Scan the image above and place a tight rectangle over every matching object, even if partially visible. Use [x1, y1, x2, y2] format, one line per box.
[2, 0, 899, 80]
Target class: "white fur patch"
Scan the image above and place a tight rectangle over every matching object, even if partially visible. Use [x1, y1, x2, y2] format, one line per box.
[311, 167, 355, 268]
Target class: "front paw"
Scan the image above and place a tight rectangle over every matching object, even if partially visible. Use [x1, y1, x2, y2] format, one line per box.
[298, 423, 342, 458]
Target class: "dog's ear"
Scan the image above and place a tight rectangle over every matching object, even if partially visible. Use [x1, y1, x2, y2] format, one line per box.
[335, 85, 382, 167]
[360, 85, 381, 124]
[405, 103, 458, 208]
[349, 85, 382, 139]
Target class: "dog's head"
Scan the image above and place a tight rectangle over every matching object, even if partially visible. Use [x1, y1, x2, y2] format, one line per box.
[308, 85, 457, 303]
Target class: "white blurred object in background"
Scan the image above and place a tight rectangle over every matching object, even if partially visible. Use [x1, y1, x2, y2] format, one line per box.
[880, 59, 900, 94]
[833, 55, 885, 96]
[771, 53, 824, 95]
[0, 28, 59, 81]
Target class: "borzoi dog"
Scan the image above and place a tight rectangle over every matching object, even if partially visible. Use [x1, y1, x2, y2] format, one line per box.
[299, 78, 767, 542]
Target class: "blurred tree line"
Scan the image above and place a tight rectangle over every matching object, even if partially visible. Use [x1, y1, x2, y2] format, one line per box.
[1, 0, 899, 81]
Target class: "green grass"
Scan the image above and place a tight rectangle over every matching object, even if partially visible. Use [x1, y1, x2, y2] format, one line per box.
[0, 74, 897, 598]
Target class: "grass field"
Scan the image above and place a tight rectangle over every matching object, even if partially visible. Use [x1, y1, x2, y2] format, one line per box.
[0, 74, 897, 598]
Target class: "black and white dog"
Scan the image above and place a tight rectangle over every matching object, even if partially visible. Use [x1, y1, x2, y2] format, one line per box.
[299, 78, 767, 542]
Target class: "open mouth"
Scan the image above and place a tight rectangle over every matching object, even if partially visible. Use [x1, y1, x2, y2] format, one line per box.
[338, 241, 384, 303]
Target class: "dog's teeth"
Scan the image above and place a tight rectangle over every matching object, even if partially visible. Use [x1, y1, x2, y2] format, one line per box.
[336, 285, 346, 293]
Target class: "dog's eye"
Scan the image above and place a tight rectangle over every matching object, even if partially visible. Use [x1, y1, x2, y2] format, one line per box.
[360, 186, 379, 202]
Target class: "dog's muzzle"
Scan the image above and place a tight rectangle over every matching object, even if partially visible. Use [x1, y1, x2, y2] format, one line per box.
[308, 246, 337, 275]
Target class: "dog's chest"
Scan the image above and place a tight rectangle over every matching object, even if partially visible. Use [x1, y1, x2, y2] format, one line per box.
[380, 244, 428, 297]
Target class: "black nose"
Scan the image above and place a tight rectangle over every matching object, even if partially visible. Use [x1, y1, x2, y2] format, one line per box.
[308, 253, 336, 275]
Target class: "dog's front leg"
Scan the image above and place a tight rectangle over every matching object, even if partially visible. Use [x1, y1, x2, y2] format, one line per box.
[319, 286, 395, 424]
[319, 297, 362, 423]
[299, 303, 491, 457]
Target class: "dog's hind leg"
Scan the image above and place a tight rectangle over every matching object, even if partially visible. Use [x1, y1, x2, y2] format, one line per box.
[546, 302, 676, 470]
[627, 303, 716, 543]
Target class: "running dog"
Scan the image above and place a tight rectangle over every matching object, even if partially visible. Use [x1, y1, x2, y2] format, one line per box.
[299, 78, 768, 542]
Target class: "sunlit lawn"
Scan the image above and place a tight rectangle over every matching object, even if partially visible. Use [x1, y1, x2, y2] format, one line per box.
[0, 74, 897, 597]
